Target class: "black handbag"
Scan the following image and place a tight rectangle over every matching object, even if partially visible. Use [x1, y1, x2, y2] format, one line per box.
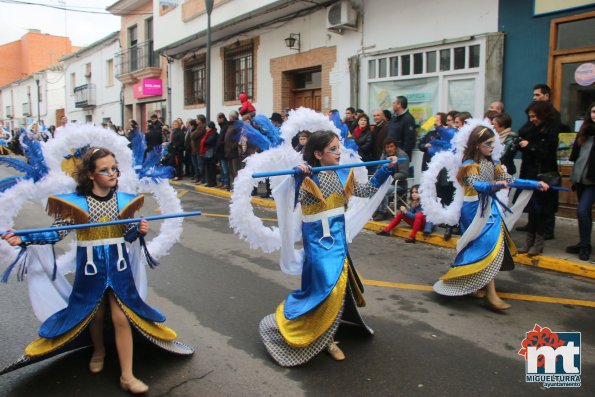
[537, 171, 561, 186]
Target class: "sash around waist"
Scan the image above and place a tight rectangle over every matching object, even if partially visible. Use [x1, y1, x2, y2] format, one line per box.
[77, 237, 125, 247]
[302, 207, 344, 223]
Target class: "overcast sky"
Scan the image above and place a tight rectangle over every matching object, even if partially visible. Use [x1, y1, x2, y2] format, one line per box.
[0, 0, 123, 47]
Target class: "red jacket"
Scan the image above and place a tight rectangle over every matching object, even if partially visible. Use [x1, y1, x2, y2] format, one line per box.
[238, 93, 255, 115]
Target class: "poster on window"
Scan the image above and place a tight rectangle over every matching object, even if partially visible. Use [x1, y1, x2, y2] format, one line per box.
[368, 77, 439, 126]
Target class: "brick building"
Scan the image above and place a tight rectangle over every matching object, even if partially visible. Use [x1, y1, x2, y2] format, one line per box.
[0, 30, 78, 87]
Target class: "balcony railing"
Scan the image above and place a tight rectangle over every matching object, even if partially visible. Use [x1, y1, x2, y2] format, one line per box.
[74, 83, 96, 108]
[115, 41, 160, 77]
[22, 102, 31, 116]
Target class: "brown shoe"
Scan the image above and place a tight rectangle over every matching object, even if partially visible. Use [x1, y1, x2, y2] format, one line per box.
[484, 300, 511, 311]
[326, 341, 345, 361]
[120, 377, 149, 394]
[88, 351, 105, 374]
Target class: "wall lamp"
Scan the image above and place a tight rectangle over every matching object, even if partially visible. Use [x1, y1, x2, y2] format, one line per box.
[284, 33, 300, 52]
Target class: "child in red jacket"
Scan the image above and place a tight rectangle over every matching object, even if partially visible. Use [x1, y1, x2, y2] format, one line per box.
[238, 93, 256, 116]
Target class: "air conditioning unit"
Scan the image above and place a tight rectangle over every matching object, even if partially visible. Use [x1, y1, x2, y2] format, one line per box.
[326, 1, 358, 32]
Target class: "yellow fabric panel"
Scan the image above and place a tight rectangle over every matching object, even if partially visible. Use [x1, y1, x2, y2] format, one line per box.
[77, 215, 126, 241]
[119, 195, 144, 221]
[439, 230, 505, 280]
[118, 298, 177, 341]
[348, 267, 366, 307]
[464, 186, 479, 197]
[46, 196, 90, 224]
[276, 261, 349, 348]
[343, 169, 355, 201]
[25, 313, 95, 357]
[301, 192, 345, 215]
[504, 225, 517, 256]
[301, 178, 325, 202]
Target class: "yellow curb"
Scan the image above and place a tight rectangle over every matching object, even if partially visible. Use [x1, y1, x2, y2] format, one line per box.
[170, 180, 595, 280]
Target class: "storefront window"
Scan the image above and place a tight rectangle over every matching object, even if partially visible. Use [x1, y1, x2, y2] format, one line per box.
[454, 47, 466, 70]
[368, 77, 439, 125]
[447, 78, 476, 115]
[440, 49, 450, 71]
[426, 51, 436, 73]
[557, 17, 595, 50]
[390, 56, 398, 76]
[378, 58, 387, 78]
[368, 59, 376, 79]
[413, 53, 423, 75]
[402, 55, 411, 76]
[469, 45, 480, 68]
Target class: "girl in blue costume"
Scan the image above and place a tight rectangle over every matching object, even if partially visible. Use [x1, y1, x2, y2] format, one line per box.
[433, 126, 548, 310]
[259, 131, 398, 366]
[1, 148, 186, 394]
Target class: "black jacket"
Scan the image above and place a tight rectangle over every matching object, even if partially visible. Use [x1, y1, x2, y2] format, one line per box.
[146, 120, 163, 152]
[354, 128, 374, 162]
[169, 128, 185, 154]
[569, 124, 595, 181]
[216, 121, 230, 158]
[387, 110, 416, 157]
[418, 129, 440, 171]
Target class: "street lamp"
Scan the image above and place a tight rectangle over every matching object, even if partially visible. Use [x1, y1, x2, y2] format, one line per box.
[34, 73, 41, 123]
[205, 0, 213, 122]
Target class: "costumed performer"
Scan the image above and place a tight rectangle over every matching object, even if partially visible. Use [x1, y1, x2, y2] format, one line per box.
[432, 126, 548, 310]
[1, 147, 188, 394]
[259, 130, 398, 366]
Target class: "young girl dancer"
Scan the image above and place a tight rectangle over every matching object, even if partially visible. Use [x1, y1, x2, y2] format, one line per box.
[433, 126, 547, 310]
[377, 184, 426, 243]
[2, 148, 187, 393]
[259, 130, 398, 366]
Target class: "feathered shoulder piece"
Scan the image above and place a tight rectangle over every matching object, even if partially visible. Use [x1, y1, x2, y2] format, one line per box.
[46, 194, 89, 224]
[251, 115, 283, 148]
[456, 160, 479, 182]
[118, 193, 144, 220]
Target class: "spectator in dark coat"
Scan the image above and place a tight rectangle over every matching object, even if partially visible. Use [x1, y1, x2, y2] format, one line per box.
[372, 109, 390, 160]
[225, 111, 241, 189]
[169, 119, 186, 180]
[517, 101, 559, 256]
[387, 96, 416, 158]
[353, 113, 374, 164]
[145, 114, 163, 153]
[191, 115, 207, 184]
[216, 112, 231, 189]
[201, 121, 219, 187]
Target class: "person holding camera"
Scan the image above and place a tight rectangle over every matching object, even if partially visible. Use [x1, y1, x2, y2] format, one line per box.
[517, 101, 560, 256]
[492, 112, 518, 176]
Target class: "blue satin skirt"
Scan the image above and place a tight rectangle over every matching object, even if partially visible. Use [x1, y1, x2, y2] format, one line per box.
[39, 243, 165, 338]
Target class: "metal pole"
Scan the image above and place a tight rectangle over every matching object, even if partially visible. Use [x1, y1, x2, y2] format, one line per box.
[35, 78, 41, 123]
[205, 0, 213, 122]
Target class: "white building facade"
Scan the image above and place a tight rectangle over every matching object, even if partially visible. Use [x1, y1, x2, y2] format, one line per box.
[153, 0, 501, 180]
[0, 65, 66, 132]
[61, 32, 123, 126]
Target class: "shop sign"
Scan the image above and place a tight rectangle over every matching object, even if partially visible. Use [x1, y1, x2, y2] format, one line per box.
[534, 0, 595, 16]
[575, 63, 595, 87]
[133, 79, 163, 99]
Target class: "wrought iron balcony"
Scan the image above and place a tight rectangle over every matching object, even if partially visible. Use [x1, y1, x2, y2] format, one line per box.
[22, 102, 31, 117]
[115, 41, 160, 78]
[74, 83, 96, 108]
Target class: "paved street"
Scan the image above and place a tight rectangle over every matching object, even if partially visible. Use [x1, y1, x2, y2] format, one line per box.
[0, 185, 593, 397]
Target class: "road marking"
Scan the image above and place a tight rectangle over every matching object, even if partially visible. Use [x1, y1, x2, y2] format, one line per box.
[363, 278, 595, 308]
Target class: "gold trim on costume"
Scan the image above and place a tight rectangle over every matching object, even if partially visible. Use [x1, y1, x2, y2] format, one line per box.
[46, 196, 90, 224]
[118, 298, 177, 341]
[440, 230, 505, 280]
[25, 313, 95, 357]
[276, 261, 349, 348]
[76, 215, 126, 241]
[119, 195, 144, 220]
[343, 170, 356, 201]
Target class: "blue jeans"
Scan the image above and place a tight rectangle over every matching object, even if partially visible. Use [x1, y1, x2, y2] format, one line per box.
[191, 154, 202, 180]
[219, 158, 230, 187]
[576, 183, 595, 248]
